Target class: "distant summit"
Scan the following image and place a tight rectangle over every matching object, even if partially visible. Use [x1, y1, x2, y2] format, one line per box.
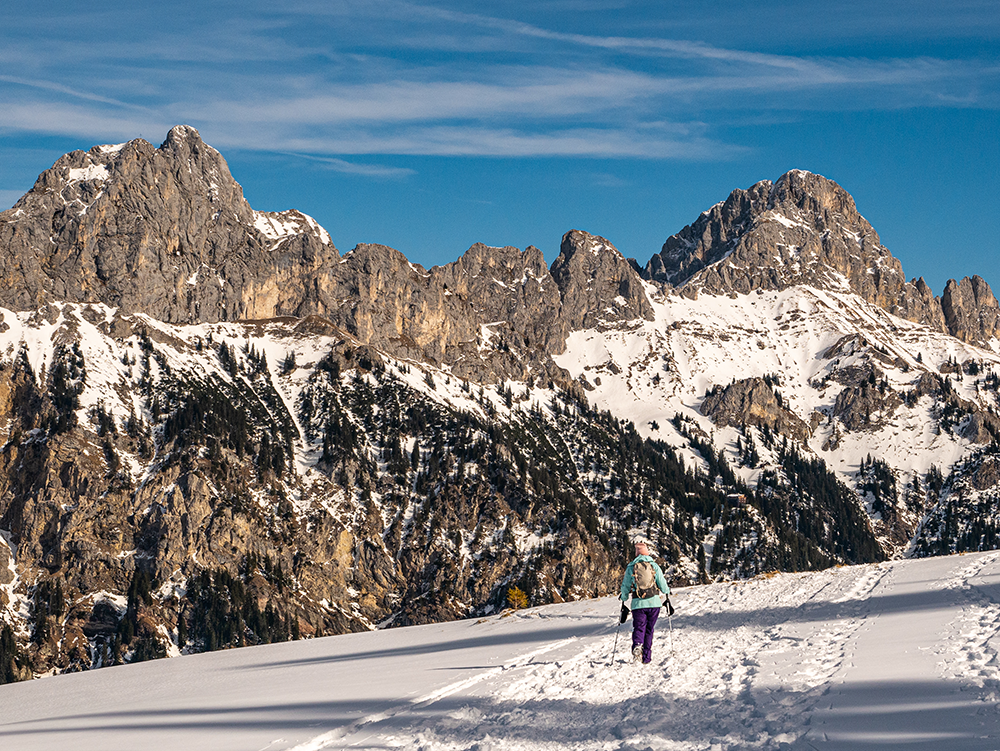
[644, 170, 1000, 345]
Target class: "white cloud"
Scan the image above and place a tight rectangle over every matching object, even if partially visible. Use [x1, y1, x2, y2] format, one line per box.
[272, 125, 746, 159]
[0, 74, 148, 109]
[0, 103, 172, 144]
[185, 69, 685, 126]
[280, 152, 416, 178]
[0, 0, 996, 163]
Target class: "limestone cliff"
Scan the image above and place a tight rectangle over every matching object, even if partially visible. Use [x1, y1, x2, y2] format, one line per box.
[1, 128, 655, 385]
[0, 126, 337, 323]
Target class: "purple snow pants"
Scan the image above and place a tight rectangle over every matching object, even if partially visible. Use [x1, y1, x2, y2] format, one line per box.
[631, 606, 660, 663]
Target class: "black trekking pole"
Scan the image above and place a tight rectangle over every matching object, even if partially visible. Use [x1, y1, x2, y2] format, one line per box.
[609, 601, 629, 666]
[610, 620, 621, 666]
[665, 594, 675, 657]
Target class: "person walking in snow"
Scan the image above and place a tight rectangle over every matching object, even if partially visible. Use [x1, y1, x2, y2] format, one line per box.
[620, 538, 670, 664]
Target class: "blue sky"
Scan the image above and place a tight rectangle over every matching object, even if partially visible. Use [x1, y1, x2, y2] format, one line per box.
[2, 1, 998, 293]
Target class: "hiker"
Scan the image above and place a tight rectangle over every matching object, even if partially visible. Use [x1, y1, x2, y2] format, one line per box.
[620, 538, 670, 664]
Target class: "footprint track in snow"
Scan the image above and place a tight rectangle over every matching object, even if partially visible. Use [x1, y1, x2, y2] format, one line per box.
[939, 553, 1000, 690]
[333, 564, 900, 750]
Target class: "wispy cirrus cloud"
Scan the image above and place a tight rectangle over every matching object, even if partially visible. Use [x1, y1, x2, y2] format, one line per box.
[273, 124, 742, 159]
[369, 2, 1000, 100]
[0, 74, 152, 109]
[279, 152, 416, 178]
[1, 0, 997, 167]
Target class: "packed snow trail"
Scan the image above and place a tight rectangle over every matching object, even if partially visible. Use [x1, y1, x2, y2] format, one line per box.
[5, 554, 1000, 749]
[800, 553, 1000, 749]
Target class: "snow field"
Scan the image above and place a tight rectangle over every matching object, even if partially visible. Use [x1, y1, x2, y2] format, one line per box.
[6, 553, 1000, 749]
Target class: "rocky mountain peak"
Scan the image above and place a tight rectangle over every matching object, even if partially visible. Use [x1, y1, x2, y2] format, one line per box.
[768, 170, 864, 227]
[550, 229, 653, 332]
[644, 170, 999, 346]
[646, 170, 888, 293]
[162, 123, 204, 148]
[0, 126, 338, 324]
[645, 178, 771, 286]
[445, 242, 548, 282]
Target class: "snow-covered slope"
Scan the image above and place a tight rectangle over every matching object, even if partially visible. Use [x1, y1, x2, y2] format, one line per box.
[562, 282, 992, 464]
[556, 281, 1000, 550]
[4, 551, 1000, 750]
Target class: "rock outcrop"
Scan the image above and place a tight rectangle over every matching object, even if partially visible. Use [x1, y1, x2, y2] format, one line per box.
[701, 377, 810, 442]
[313, 229, 653, 380]
[550, 230, 654, 333]
[318, 241, 566, 382]
[832, 381, 902, 432]
[941, 276, 1000, 345]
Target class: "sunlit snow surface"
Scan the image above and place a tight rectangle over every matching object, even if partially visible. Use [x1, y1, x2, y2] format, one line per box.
[555, 284, 1000, 495]
[4, 552, 1000, 749]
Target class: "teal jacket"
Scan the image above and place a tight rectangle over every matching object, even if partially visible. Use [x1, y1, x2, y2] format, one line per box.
[620, 554, 670, 610]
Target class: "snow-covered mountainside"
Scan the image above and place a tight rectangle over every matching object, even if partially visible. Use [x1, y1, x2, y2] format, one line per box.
[5, 552, 1000, 750]
[1, 126, 1000, 683]
[557, 281, 1000, 552]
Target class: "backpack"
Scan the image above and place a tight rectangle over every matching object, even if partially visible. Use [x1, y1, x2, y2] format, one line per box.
[632, 559, 659, 599]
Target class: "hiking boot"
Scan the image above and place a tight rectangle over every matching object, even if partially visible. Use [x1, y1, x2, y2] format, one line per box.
[632, 645, 642, 663]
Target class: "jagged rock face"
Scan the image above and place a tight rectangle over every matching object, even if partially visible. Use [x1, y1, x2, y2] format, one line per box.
[319, 242, 567, 383]
[821, 362, 902, 432]
[961, 411, 1000, 444]
[832, 382, 902, 432]
[437, 242, 565, 355]
[0, 537, 12, 587]
[646, 170, 998, 346]
[646, 170, 890, 294]
[647, 180, 770, 286]
[913, 371, 945, 398]
[700, 377, 810, 442]
[316, 231, 653, 382]
[0, 130, 656, 385]
[550, 230, 654, 333]
[0, 126, 339, 323]
[942, 276, 1000, 345]
[972, 456, 1000, 492]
